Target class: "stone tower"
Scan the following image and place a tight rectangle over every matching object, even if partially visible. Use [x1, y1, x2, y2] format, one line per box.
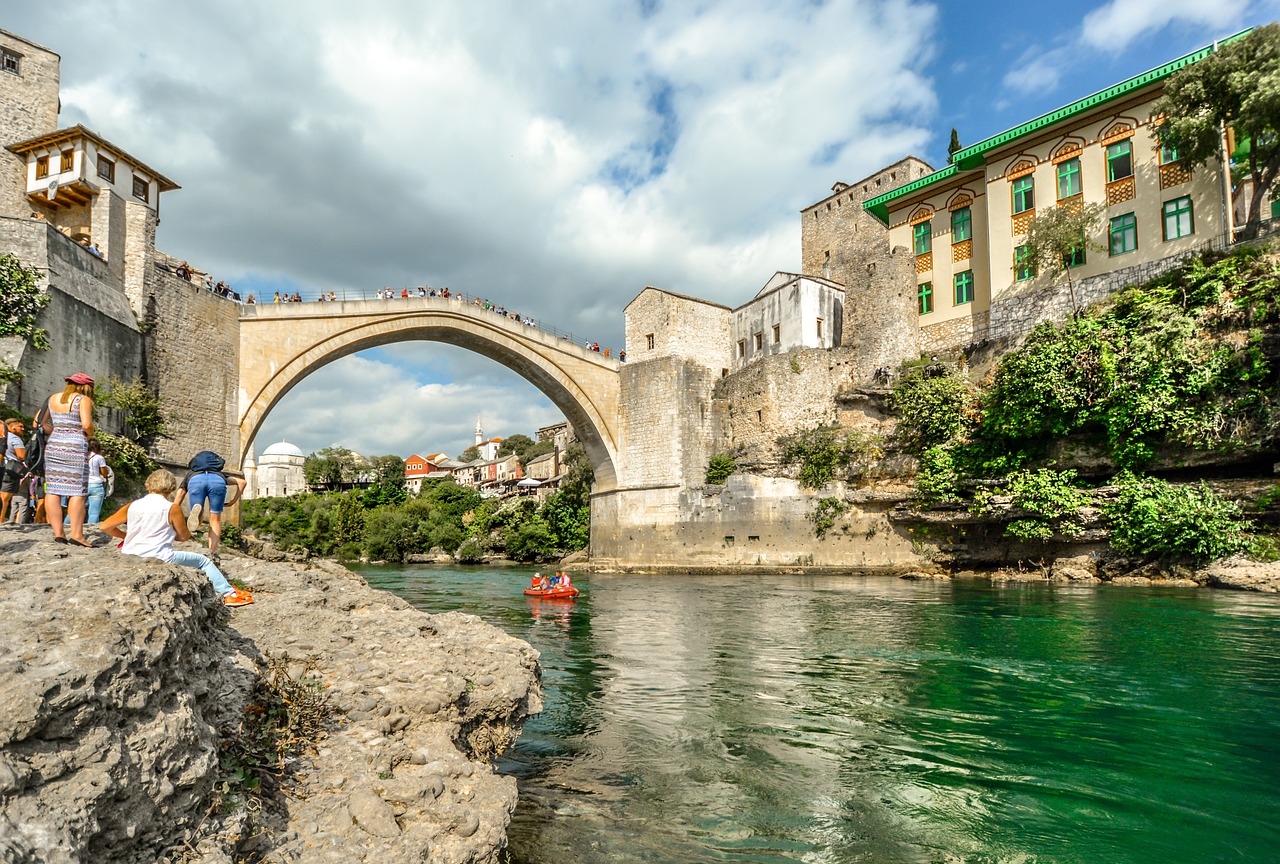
[0, 30, 59, 219]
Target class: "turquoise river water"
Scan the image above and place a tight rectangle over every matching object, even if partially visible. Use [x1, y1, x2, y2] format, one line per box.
[355, 565, 1280, 864]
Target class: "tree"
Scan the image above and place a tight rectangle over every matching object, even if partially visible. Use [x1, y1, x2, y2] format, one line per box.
[0, 253, 48, 392]
[361, 454, 407, 507]
[97, 376, 171, 445]
[948, 128, 962, 161]
[1020, 202, 1106, 314]
[459, 444, 480, 462]
[0, 253, 48, 350]
[1151, 25, 1280, 238]
[496, 433, 536, 459]
[305, 446, 357, 489]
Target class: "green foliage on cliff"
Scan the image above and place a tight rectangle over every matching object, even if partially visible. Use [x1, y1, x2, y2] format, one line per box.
[97, 376, 171, 445]
[1103, 472, 1250, 564]
[891, 242, 1280, 562]
[999, 468, 1090, 541]
[889, 365, 972, 454]
[0, 252, 48, 350]
[778, 426, 882, 488]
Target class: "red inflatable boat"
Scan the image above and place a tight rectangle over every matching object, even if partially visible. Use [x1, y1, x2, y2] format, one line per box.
[523, 584, 580, 598]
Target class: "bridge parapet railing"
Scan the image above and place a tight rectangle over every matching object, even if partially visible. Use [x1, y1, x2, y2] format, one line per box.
[242, 287, 622, 362]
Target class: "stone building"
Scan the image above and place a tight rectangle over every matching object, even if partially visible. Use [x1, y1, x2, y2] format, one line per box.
[0, 28, 241, 470]
[253, 441, 306, 498]
[862, 33, 1244, 353]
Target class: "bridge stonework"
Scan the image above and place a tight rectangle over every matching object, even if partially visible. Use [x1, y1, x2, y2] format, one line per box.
[237, 300, 622, 491]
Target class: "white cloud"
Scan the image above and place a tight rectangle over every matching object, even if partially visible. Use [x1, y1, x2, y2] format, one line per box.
[1081, 0, 1251, 53]
[5, 0, 940, 459]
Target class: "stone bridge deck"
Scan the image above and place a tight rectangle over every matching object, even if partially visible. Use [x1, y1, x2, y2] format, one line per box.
[238, 297, 622, 489]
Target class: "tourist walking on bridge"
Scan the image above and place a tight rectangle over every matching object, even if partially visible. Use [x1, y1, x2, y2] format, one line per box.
[42, 373, 95, 547]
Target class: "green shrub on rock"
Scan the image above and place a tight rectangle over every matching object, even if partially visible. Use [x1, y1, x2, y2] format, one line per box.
[1001, 468, 1090, 541]
[888, 364, 972, 454]
[705, 452, 735, 484]
[1103, 472, 1250, 563]
[778, 426, 882, 489]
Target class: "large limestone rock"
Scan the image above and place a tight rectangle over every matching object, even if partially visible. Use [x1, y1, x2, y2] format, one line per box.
[0, 527, 541, 864]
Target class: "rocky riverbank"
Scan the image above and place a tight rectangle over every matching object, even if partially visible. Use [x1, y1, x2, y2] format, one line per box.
[0, 526, 542, 864]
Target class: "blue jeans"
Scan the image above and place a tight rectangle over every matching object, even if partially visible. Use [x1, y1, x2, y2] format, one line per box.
[86, 481, 105, 524]
[171, 550, 234, 597]
[186, 472, 227, 514]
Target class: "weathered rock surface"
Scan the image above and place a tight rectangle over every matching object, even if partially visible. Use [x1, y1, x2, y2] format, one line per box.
[0, 526, 542, 864]
[1197, 554, 1280, 592]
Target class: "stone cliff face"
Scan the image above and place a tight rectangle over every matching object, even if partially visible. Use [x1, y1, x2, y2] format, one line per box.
[0, 529, 541, 864]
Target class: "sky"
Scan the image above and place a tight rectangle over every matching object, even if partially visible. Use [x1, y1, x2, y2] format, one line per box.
[7, 0, 1276, 460]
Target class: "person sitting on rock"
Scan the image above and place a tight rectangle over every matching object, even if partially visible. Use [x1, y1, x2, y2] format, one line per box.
[100, 468, 253, 607]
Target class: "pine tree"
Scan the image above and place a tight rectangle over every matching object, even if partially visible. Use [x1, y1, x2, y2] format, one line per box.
[948, 128, 962, 161]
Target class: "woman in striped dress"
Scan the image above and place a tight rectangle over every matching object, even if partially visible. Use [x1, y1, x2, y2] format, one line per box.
[42, 373, 95, 547]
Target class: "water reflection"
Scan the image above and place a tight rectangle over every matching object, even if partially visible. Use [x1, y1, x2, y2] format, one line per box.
[357, 566, 1280, 864]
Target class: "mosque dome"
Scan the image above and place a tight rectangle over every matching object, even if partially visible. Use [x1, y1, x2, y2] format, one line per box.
[261, 441, 306, 459]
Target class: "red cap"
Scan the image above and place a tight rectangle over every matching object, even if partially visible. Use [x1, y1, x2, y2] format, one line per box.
[64, 373, 95, 385]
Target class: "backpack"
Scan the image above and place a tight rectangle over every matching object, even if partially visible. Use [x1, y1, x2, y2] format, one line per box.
[103, 465, 115, 497]
[19, 412, 47, 482]
[188, 451, 226, 472]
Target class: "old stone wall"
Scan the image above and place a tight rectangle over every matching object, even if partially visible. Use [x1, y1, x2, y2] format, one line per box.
[0, 30, 59, 221]
[920, 310, 990, 356]
[800, 157, 933, 290]
[711, 346, 857, 462]
[0, 216, 142, 422]
[840, 247, 921, 376]
[589, 475, 921, 570]
[615, 356, 718, 491]
[143, 256, 241, 468]
[623, 287, 733, 371]
[985, 247, 1207, 349]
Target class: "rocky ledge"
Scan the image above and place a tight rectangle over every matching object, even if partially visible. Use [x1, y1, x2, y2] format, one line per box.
[0, 526, 542, 864]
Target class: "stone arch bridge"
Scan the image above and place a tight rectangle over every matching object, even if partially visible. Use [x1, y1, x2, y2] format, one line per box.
[238, 299, 621, 490]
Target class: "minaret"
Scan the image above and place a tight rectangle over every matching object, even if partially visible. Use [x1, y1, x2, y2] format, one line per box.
[475, 415, 483, 447]
[242, 443, 258, 500]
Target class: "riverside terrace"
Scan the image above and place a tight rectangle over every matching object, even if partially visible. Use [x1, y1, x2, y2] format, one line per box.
[237, 295, 623, 494]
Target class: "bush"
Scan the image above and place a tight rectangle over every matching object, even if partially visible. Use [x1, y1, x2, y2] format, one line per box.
[455, 537, 486, 563]
[1103, 472, 1251, 563]
[705, 452, 735, 484]
[889, 365, 972, 453]
[914, 446, 960, 503]
[778, 426, 882, 489]
[96, 432, 155, 480]
[504, 518, 557, 561]
[1001, 468, 1090, 541]
[810, 497, 847, 539]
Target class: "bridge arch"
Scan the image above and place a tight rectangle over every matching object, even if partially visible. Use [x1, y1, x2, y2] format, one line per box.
[238, 300, 620, 491]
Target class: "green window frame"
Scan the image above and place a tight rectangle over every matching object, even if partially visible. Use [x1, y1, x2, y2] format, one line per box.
[1107, 139, 1133, 182]
[1012, 176, 1034, 214]
[954, 270, 974, 305]
[1110, 213, 1137, 255]
[1056, 157, 1081, 200]
[1160, 142, 1180, 164]
[1163, 196, 1193, 240]
[951, 206, 971, 243]
[917, 282, 933, 315]
[1062, 244, 1086, 269]
[913, 221, 932, 256]
[1014, 245, 1036, 282]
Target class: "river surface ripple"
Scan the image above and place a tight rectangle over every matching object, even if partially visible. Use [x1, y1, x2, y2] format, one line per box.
[355, 565, 1280, 864]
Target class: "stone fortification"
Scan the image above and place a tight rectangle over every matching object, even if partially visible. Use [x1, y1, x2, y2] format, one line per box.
[838, 247, 921, 374]
[142, 255, 241, 466]
[623, 287, 732, 372]
[0, 530, 541, 864]
[800, 157, 933, 290]
[0, 215, 143, 421]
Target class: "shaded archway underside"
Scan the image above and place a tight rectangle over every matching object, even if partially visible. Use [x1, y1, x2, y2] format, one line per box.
[238, 302, 621, 490]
